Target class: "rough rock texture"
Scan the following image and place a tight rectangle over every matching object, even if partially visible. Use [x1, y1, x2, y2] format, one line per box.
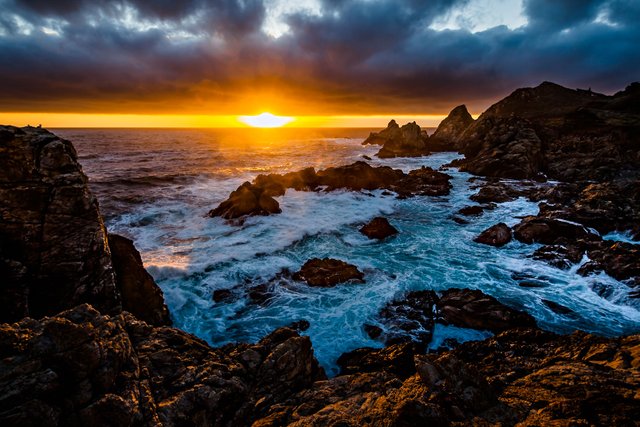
[210, 162, 452, 219]
[474, 222, 512, 247]
[0, 126, 120, 323]
[293, 258, 365, 287]
[359, 217, 398, 240]
[513, 216, 597, 245]
[0, 305, 325, 427]
[362, 120, 430, 158]
[108, 234, 171, 326]
[255, 329, 640, 426]
[208, 182, 281, 219]
[428, 105, 475, 151]
[452, 81, 640, 182]
[436, 289, 537, 332]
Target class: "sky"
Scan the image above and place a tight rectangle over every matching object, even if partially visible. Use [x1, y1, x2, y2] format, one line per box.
[0, 0, 639, 127]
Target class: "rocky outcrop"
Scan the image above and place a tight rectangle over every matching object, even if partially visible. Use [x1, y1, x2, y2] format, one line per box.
[0, 126, 120, 322]
[208, 182, 281, 219]
[428, 104, 475, 151]
[362, 119, 431, 158]
[474, 222, 512, 247]
[210, 162, 452, 219]
[255, 329, 640, 426]
[359, 217, 398, 239]
[108, 234, 171, 326]
[451, 81, 640, 182]
[293, 258, 365, 287]
[513, 216, 597, 244]
[0, 304, 325, 426]
[436, 288, 537, 332]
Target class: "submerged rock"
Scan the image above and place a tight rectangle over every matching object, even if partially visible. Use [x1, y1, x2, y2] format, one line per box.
[374, 290, 438, 347]
[359, 217, 398, 240]
[0, 126, 120, 322]
[293, 258, 365, 287]
[108, 233, 171, 326]
[474, 223, 512, 247]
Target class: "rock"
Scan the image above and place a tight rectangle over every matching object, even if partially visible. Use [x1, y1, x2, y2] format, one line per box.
[213, 289, 234, 303]
[458, 205, 484, 216]
[288, 320, 310, 332]
[362, 119, 400, 145]
[210, 162, 452, 219]
[474, 223, 512, 247]
[374, 290, 437, 347]
[375, 121, 430, 158]
[451, 81, 640, 182]
[292, 258, 365, 287]
[337, 343, 417, 379]
[108, 234, 171, 326]
[469, 180, 528, 203]
[0, 126, 120, 322]
[542, 299, 575, 316]
[208, 182, 281, 219]
[428, 105, 475, 151]
[513, 217, 596, 245]
[359, 217, 398, 239]
[436, 288, 536, 332]
[363, 323, 383, 339]
[577, 240, 640, 285]
[255, 328, 640, 426]
[0, 305, 326, 426]
[532, 242, 585, 269]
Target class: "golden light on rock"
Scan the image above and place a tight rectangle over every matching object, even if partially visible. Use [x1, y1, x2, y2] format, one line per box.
[238, 112, 294, 128]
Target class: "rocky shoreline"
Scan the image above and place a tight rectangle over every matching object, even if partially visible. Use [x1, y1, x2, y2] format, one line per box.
[2, 80, 640, 426]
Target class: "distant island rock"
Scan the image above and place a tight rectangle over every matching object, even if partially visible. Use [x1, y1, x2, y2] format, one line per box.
[362, 119, 431, 158]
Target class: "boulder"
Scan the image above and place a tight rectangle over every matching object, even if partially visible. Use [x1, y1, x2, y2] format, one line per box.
[208, 182, 281, 219]
[293, 258, 365, 287]
[0, 126, 120, 322]
[436, 288, 536, 332]
[513, 216, 596, 245]
[474, 223, 512, 247]
[337, 343, 417, 379]
[373, 290, 438, 347]
[108, 234, 171, 326]
[359, 217, 398, 240]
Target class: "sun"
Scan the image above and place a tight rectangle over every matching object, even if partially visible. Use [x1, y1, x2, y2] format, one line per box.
[238, 112, 294, 128]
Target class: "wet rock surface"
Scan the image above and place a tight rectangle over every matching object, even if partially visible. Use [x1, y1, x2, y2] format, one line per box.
[108, 234, 172, 326]
[210, 161, 452, 219]
[359, 216, 398, 239]
[0, 126, 120, 322]
[293, 258, 365, 287]
[474, 222, 512, 247]
[428, 104, 475, 151]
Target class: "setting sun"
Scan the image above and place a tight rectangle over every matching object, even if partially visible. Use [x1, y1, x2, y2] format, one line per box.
[238, 112, 294, 128]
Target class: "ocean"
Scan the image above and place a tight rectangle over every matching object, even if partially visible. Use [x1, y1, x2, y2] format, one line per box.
[55, 127, 640, 375]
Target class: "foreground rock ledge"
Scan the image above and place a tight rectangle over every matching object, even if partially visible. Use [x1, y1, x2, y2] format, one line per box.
[293, 258, 365, 287]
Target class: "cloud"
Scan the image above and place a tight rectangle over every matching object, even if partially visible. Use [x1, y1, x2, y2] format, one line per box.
[0, 0, 638, 115]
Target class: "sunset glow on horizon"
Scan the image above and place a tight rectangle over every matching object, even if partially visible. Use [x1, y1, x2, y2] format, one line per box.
[238, 113, 295, 128]
[0, 112, 451, 129]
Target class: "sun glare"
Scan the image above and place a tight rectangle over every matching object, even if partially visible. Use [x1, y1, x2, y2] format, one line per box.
[238, 112, 294, 128]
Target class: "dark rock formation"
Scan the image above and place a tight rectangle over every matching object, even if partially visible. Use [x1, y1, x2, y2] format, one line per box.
[359, 217, 398, 239]
[578, 240, 640, 286]
[428, 104, 475, 151]
[256, 329, 640, 426]
[513, 216, 597, 244]
[293, 258, 365, 287]
[457, 205, 484, 216]
[373, 290, 438, 347]
[0, 305, 325, 426]
[451, 81, 640, 182]
[108, 234, 171, 326]
[0, 125, 120, 322]
[337, 343, 417, 379]
[362, 120, 430, 158]
[208, 182, 281, 219]
[474, 222, 512, 247]
[436, 288, 536, 332]
[210, 162, 452, 219]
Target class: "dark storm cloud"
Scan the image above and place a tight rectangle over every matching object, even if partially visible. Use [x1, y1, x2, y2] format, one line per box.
[0, 0, 638, 115]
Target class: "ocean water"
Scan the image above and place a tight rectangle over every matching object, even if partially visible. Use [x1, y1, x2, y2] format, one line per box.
[56, 128, 640, 375]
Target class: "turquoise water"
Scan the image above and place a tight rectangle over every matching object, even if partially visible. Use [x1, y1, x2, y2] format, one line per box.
[57, 128, 640, 375]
